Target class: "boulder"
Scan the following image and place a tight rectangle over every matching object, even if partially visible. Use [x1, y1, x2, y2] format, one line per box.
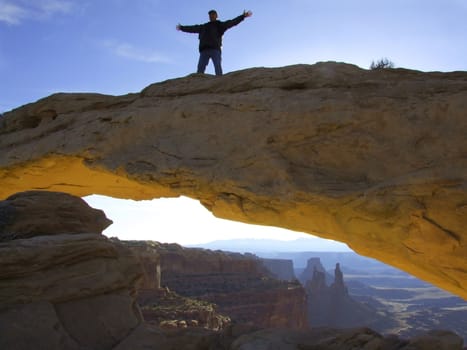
[0, 190, 112, 241]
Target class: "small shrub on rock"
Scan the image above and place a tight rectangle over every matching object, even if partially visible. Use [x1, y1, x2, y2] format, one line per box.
[370, 58, 395, 70]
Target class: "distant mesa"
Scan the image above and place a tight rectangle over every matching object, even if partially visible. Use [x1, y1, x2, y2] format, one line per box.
[189, 237, 351, 253]
[298, 256, 333, 285]
[260, 257, 296, 281]
[0, 62, 466, 299]
[304, 257, 397, 330]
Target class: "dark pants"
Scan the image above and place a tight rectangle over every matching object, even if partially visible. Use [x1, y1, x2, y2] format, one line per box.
[197, 49, 222, 76]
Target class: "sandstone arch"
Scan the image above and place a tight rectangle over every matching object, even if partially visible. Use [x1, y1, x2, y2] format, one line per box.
[1, 62, 466, 299]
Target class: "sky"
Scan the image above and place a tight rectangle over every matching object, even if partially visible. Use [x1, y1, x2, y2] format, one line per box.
[1, 0, 466, 247]
[84, 195, 351, 249]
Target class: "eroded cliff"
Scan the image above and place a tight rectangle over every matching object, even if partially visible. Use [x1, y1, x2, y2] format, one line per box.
[127, 241, 308, 329]
[0, 62, 466, 299]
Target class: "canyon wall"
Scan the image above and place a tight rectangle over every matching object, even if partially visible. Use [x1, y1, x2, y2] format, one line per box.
[0, 191, 464, 349]
[0, 62, 466, 299]
[304, 260, 395, 330]
[260, 258, 296, 281]
[128, 241, 308, 329]
[124, 241, 232, 331]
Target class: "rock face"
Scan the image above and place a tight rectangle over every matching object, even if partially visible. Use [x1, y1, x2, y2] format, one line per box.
[305, 261, 395, 331]
[298, 257, 333, 285]
[0, 191, 144, 350]
[0, 62, 466, 299]
[130, 241, 308, 329]
[260, 258, 296, 281]
[228, 327, 464, 350]
[116, 325, 464, 350]
[125, 240, 162, 290]
[0, 190, 112, 241]
[0, 191, 464, 350]
[137, 288, 231, 331]
[124, 241, 231, 331]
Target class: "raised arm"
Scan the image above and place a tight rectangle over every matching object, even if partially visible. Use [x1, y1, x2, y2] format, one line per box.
[221, 10, 253, 31]
[176, 23, 203, 33]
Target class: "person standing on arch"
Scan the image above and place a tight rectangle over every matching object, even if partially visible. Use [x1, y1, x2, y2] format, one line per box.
[176, 9, 253, 76]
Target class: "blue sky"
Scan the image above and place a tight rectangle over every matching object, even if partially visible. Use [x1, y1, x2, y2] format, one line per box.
[1, 0, 466, 247]
[2, 0, 467, 112]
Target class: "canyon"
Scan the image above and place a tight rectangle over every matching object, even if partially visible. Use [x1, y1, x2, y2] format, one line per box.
[0, 191, 465, 349]
[126, 240, 307, 329]
[123, 241, 308, 330]
[1, 62, 466, 299]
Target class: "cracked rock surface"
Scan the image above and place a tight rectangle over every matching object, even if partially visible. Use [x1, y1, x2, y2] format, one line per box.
[0, 62, 466, 299]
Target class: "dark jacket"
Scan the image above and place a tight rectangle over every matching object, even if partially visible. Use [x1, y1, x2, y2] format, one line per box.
[179, 14, 245, 52]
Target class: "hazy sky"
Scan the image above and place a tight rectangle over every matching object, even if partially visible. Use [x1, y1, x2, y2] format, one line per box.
[84, 195, 351, 249]
[1, 0, 466, 246]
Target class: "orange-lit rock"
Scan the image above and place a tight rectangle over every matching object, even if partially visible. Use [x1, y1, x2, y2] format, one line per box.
[0, 62, 466, 299]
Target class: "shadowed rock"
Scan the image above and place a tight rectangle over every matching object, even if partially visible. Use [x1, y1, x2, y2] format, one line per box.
[0, 192, 142, 350]
[0, 190, 112, 241]
[260, 258, 296, 281]
[0, 62, 466, 299]
[126, 241, 308, 329]
[0, 191, 463, 349]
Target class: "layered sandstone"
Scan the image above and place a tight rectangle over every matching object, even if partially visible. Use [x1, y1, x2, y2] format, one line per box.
[203, 282, 307, 329]
[124, 241, 231, 331]
[0, 191, 464, 349]
[0, 191, 144, 350]
[260, 258, 296, 281]
[137, 288, 231, 331]
[0, 62, 466, 298]
[127, 241, 308, 329]
[0, 190, 112, 241]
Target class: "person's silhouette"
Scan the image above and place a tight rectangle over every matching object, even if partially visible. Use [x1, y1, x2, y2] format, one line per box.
[177, 10, 253, 76]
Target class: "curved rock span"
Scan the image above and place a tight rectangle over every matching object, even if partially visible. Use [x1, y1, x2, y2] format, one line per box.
[0, 62, 466, 299]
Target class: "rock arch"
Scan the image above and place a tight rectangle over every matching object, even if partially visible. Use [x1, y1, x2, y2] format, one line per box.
[1, 62, 466, 299]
